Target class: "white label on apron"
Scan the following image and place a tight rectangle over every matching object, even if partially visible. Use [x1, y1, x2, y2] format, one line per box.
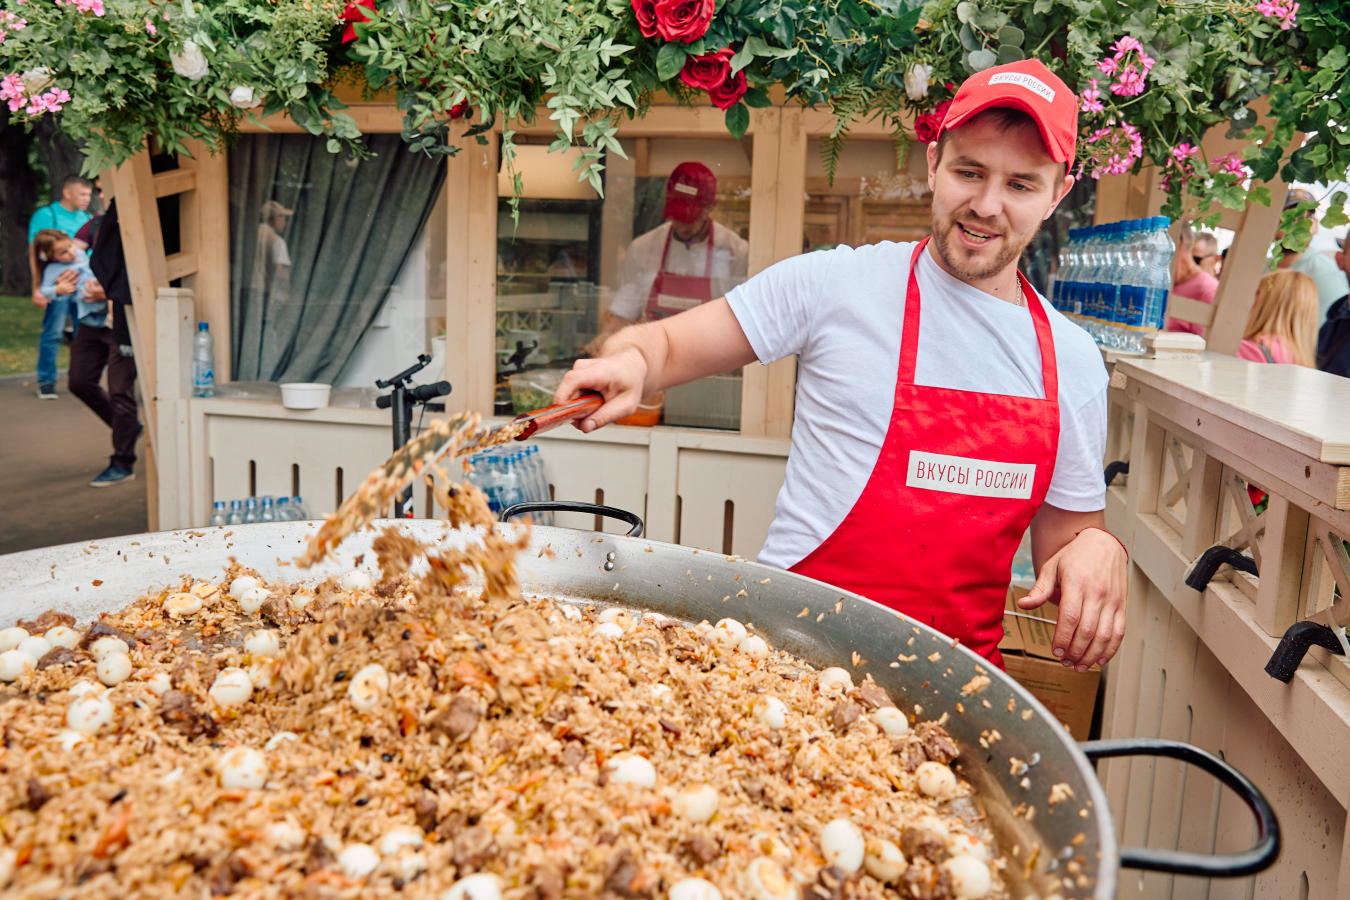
[906, 451, 1036, 499]
[656, 294, 704, 311]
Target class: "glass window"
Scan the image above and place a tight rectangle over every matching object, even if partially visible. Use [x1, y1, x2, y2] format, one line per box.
[495, 136, 752, 430]
[227, 133, 447, 393]
[805, 138, 931, 251]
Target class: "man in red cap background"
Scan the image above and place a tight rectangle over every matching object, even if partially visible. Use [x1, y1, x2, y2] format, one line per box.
[557, 61, 1128, 672]
[599, 161, 749, 340]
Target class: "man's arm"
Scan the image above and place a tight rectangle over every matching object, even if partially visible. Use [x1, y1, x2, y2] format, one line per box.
[554, 298, 758, 431]
[1019, 504, 1128, 672]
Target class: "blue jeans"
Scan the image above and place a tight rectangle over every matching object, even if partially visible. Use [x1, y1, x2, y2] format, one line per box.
[37, 297, 76, 386]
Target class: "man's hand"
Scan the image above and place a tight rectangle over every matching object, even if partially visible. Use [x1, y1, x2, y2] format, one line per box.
[554, 298, 757, 433]
[1022, 506, 1129, 671]
[554, 347, 650, 432]
[84, 280, 106, 302]
[31, 288, 49, 309]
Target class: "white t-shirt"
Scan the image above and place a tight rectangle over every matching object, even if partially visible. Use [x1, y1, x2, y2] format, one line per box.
[610, 221, 750, 320]
[727, 241, 1109, 570]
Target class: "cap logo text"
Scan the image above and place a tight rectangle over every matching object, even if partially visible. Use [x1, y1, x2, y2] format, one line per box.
[988, 72, 1055, 103]
[673, 183, 700, 195]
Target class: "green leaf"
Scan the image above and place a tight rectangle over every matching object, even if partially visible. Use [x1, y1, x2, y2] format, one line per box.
[997, 44, 1024, 63]
[742, 87, 772, 108]
[1032, 0, 1053, 12]
[996, 25, 1023, 47]
[656, 41, 687, 81]
[1321, 45, 1348, 72]
[725, 102, 749, 139]
[730, 42, 755, 73]
[968, 48, 997, 71]
[1324, 204, 1350, 229]
[327, 138, 342, 153]
[959, 23, 980, 52]
[955, 1, 978, 24]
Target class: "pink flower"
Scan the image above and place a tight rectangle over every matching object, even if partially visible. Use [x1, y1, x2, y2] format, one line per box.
[1097, 57, 1117, 76]
[144, 16, 155, 33]
[1099, 33, 1153, 96]
[1255, 0, 1298, 29]
[1158, 177, 1171, 193]
[1111, 66, 1146, 96]
[1172, 143, 1198, 164]
[1111, 35, 1143, 55]
[1213, 152, 1248, 176]
[0, 72, 25, 112]
[1080, 121, 1143, 179]
[25, 86, 69, 114]
[1079, 79, 1104, 114]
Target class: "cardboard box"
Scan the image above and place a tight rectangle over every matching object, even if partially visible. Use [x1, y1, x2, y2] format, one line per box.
[1002, 652, 1100, 740]
[999, 597, 1100, 740]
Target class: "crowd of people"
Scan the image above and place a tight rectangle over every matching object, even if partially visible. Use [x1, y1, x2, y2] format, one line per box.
[1164, 188, 1350, 376]
[25, 174, 141, 488]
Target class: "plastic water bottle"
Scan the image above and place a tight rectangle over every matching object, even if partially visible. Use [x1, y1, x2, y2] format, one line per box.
[209, 501, 227, 526]
[274, 497, 292, 520]
[226, 499, 244, 525]
[1104, 222, 1132, 348]
[1116, 220, 1150, 352]
[260, 496, 277, 522]
[243, 496, 259, 523]
[1140, 217, 1174, 348]
[291, 496, 310, 519]
[192, 323, 215, 398]
[1061, 229, 1083, 320]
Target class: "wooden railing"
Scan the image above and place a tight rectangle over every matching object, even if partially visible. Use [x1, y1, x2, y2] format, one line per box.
[1099, 344, 1350, 898]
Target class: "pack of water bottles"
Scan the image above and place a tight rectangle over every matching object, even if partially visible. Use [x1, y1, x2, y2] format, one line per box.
[1051, 217, 1175, 353]
[208, 495, 311, 526]
[463, 445, 553, 525]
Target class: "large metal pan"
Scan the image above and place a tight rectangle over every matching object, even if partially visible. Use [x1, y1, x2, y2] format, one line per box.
[0, 509, 1278, 898]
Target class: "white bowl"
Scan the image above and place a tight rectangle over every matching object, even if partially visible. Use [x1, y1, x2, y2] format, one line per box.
[279, 383, 331, 410]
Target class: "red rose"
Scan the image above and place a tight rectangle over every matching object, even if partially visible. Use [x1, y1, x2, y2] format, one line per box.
[708, 68, 747, 110]
[340, 0, 376, 43]
[653, 0, 713, 43]
[680, 48, 733, 92]
[633, 0, 659, 38]
[449, 100, 470, 119]
[913, 100, 952, 143]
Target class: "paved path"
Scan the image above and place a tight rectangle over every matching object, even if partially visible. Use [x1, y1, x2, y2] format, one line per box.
[0, 373, 147, 554]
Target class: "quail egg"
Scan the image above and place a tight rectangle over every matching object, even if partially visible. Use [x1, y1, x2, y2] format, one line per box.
[243, 629, 281, 658]
[820, 818, 865, 873]
[44, 625, 80, 649]
[672, 784, 719, 823]
[238, 586, 271, 613]
[669, 878, 723, 900]
[17, 635, 51, 659]
[741, 857, 798, 900]
[90, 635, 131, 661]
[605, 754, 657, 788]
[337, 843, 380, 878]
[348, 663, 389, 712]
[228, 575, 260, 599]
[340, 570, 373, 592]
[753, 696, 787, 730]
[0, 649, 37, 682]
[0, 627, 29, 652]
[96, 651, 133, 686]
[209, 668, 254, 707]
[863, 838, 907, 883]
[818, 667, 853, 693]
[218, 746, 268, 790]
[871, 707, 909, 736]
[943, 854, 992, 898]
[442, 873, 502, 900]
[916, 761, 957, 799]
[163, 592, 203, 618]
[66, 693, 114, 733]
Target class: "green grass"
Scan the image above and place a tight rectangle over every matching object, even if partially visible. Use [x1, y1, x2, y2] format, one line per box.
[0, 293, 70, 377]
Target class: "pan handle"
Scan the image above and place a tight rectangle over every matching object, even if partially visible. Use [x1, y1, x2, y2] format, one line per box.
[1079, 738, 1279, 877]
[499, 501, 643, 538]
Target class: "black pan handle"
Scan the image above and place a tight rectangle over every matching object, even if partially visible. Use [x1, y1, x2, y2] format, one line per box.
[499, 501, 643, 537]
[1184, 545, 1258, 592]
[1080, 738, 1279, 877]
[1104, 460, 1129, 486]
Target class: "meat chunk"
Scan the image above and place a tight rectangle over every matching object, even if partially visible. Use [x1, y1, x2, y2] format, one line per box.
[36, 647, 77, 670]
[561, 743, 586, 771]
[157, 690, 218, 738]
[302, 837, 334, 875]
[893, 739, 927, 773]
[901, 826, 949, 864]
[16, 610, 75, 633]
[803, 866, 848, 900]
[78, 622, 135, 653]
[828, 702, 861, 733]
[602, 848, 650, 898]
[27, 778, 52, 811]
[677, 835, 721, 867]
[528, 862, 565, 900]
[397, 641, 420, 676]
[413, 793, 439, 833]
[857, 678, 896, 710]
[901, 857, 952, 900]
[914, 721, 960, 765]
[430, 695, 480, 743]
[209, 855, 249, 895]
[436, 811, 466, 843]
[453, 825, 496, 869]
[258, 596, 293, 628]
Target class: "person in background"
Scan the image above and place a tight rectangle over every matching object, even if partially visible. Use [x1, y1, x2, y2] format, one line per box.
[77, 200, 142, 487]
[1236, 269, 1318, 365]
[73, 176, 105, 248]
[1193, 231, 1220, 278]
[28, 175, 95, 399]
[1166, 221, 1218, 336]
[1277, 187, 1348, 325]
[1317, 237, 1350, 377]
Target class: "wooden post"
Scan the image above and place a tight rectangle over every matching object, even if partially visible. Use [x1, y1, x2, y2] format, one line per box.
[444, 138, 498, 417]
[764, 105, 808, 440]
[155, 288, 195, 529]
[1255, 494, 1311, 637]
[740, 107, 782, 438]
[1204, 179, 1292, 356]
[178, 138, 232, 382]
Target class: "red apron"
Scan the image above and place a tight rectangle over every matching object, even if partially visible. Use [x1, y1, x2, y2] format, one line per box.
[645, 224, 715, 320]
[789, 238, 1060, 667]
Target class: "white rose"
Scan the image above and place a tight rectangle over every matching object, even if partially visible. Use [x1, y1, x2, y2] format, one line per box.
[904, 63, 933, 101]
[230, 85, 262, 109]
[21, 67, 53, 94]
[170, 40, 209, 81]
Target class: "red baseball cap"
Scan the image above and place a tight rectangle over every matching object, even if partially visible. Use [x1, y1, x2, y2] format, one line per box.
[663, 162, 717, 224]
[938, 60, 1078, 166]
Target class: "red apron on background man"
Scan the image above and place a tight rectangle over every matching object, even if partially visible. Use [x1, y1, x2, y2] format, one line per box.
[790, 238, 1060, 668]
[644, 225, 715, 321]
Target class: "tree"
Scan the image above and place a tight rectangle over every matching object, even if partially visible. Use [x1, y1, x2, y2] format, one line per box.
[0, 107, 36, 295]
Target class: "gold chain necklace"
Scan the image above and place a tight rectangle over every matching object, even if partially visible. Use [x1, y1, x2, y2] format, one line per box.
[1014, 277, 1025, 307]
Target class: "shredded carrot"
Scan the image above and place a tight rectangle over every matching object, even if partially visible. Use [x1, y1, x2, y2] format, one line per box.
[305, 871, 359, 886]
[313, 770, 338, 786]
[508, 771, 548, 793]
[93, 806, 132, 858]
[400, 706, 418, 736]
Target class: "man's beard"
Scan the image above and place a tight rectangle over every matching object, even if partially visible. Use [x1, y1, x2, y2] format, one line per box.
[929, 211, 1036, 282]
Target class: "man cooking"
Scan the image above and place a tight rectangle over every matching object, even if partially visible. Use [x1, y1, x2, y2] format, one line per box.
[555, 60, 1128, 673]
